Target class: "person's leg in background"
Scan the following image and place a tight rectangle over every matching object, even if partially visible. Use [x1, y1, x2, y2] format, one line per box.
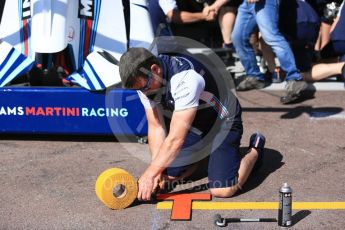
[218, 6, 237, 49]
[259, 37, 283, 83]
[255, 0, 307, 104]
[311, 40, 345, 84]
[232, 1, 265, 91]
[302, 62, 345, 82]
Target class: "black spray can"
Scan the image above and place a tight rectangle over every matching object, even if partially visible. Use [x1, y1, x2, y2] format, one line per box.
[278, 183, 292, 227]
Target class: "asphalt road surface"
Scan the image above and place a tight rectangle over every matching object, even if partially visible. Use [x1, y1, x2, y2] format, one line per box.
[0, 88, 344, 229]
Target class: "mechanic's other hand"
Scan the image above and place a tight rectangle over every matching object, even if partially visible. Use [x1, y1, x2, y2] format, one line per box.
[137, 172, 160, 201]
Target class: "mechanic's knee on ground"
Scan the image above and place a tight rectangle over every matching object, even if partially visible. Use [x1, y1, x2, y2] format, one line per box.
[209, 185, 238, 198]
[165, 163, 199, 181]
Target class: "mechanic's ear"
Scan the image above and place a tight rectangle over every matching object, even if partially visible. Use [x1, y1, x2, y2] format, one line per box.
[150, 64, 161, 76]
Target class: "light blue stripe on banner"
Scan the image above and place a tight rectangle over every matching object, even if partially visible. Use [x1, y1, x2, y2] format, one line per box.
[86, 59, 105, 90]
[0, 48, 34, 86]
[83, 59, 105, 90]
[13, 58, 34, 78]
[0, 49, 21, 79]
[4, 51, 26, 77]
[67, 72, 91, 90]
[0, 58, 34, 87]
[0, 48, 15, 72]
[81, 61, 97, 90]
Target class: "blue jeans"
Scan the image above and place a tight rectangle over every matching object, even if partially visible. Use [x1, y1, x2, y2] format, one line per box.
[232, 0, 302, 81]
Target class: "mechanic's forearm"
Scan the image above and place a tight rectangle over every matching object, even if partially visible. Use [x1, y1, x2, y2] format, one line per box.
[145, 135, 184, 178]
[172, 11, 206, 24]
[148, 126, 166, 160]
[144, 107, 197, 178]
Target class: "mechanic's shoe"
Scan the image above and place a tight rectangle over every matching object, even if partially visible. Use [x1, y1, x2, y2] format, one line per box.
[249, 132, 266, 171]
[280, 80, 308, 104]
[236, 77, 265, 91]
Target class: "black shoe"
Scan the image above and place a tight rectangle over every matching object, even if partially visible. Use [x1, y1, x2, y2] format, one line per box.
[248, 132, 266, 171]
[280, 80, 308, 104]
[236, 77, 265, 91]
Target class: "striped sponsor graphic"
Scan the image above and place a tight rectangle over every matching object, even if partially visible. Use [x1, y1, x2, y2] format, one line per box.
[200, 91, 229, 119]
[67, 49, 120, 91]
[0, 42, 35, 87]
[210, 95, 229, 119]
[21, 0, 31, 19]
[19, 0, 32, 58]
[78, 0, 101, 68]
[68, 59, 105, 91]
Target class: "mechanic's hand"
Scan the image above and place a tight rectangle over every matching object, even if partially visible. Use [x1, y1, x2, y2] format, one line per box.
[205, 10, 216, 21]
[137, 172, 160, 201]
[203, 5, 211, 16]
[247, 0, 260, 3]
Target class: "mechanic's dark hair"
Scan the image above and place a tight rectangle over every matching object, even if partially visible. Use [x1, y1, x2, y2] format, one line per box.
[119, 47, 160, 88]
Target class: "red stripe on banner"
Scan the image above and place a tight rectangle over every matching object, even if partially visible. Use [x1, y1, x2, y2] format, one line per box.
[23, 20, 29, 56]
[83, 19, 93, 60]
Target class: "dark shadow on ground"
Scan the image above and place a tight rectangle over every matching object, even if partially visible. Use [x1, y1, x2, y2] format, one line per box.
[242, 106, 343, 119]
[130, 198, 159, 208]
[292, 210, 312, 226]
[236, 147, 284, 196]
